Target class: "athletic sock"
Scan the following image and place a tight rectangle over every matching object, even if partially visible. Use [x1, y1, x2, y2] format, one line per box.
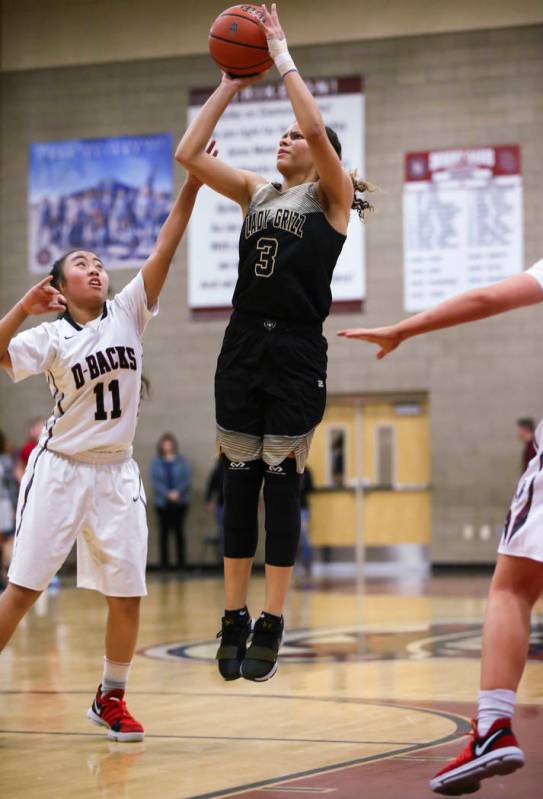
[477, 688, 516, 736]
[224, 606, 249, 619]
[101, 656, 132, 694]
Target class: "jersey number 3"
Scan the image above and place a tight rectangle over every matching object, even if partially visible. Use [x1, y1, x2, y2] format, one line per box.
[94, 379, 122, 421]
[255, 237, 279, 278]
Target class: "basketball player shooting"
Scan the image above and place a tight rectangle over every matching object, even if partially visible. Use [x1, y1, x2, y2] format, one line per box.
[176, 3, 374, 683]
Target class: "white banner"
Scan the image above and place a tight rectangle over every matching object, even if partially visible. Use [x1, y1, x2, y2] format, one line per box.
[188, 76, 365, 312]
[403, 145, 523, 312]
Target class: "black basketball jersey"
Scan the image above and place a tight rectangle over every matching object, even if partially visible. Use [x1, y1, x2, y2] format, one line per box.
[232, 182, 346, 324]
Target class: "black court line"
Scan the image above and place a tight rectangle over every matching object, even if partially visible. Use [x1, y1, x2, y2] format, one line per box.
[185, 705, 470, 799]
[0, 729, 428, 746]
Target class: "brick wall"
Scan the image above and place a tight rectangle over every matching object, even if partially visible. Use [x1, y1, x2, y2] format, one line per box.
[1, 25, 542, 564]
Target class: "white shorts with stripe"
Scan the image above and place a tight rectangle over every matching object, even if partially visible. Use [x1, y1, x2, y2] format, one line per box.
[9, 448, 148, 596]
[499, 446, 543, 563]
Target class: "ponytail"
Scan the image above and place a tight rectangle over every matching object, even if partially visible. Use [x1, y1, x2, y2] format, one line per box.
[349, 170, 376, 222]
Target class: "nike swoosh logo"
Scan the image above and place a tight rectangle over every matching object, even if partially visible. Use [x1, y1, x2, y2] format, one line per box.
[64, 335, 76, 340]
[474, 729, 504, 756]
[132, 496, 139, 502]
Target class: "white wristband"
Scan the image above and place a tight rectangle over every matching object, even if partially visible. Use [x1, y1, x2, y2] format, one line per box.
[267, 36, 296, 78]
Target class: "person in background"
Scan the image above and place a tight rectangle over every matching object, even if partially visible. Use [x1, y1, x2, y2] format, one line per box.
[298, 466, 314, 575]
[516, 417, 536, 473]
[0, 431, 17, 590]
[15, 417, 45, 484]
[150, 434, 191, 570]
[205, 457, 225, 554]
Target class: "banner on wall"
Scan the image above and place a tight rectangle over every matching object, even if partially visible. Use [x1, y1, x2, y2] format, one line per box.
[187, 76, 365, 312]
[403, 144, 523, 312]
[28, 133, 173, 273]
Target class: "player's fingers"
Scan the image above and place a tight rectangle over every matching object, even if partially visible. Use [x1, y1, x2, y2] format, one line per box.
[36, 275, 54, 288]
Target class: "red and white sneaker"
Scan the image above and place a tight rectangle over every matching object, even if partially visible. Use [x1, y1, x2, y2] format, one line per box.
[86, 685, 144, 742]
[430, 718, 524, 795]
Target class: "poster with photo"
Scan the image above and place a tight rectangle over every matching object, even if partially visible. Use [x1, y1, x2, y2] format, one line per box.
[187, 76, 365, 312]
[28, 133, 173, 273]
[403, 145, 523, 312]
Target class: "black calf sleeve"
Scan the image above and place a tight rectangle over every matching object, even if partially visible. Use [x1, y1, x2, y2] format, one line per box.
[263, 459, 301, 567]
[222, 456, 264, 559]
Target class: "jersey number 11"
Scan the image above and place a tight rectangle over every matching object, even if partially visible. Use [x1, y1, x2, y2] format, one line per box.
[94, 379, 122, 420]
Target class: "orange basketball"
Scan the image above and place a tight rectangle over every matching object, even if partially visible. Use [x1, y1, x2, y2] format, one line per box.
[209, 4, 273, 77]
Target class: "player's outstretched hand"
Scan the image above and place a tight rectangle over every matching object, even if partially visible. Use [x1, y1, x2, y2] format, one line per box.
[20, 276, 67, 316]
[220, 70, 268, 93]
[186, 139, 219, 190]
[337, 325, 403, 360]
[260, 3, 285, 41]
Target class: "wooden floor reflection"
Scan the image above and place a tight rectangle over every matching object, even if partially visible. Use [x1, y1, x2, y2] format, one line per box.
[1, 572, 542, 798]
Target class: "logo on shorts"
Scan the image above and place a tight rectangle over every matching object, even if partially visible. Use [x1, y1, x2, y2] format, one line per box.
[264, 320, 277, 331]
[229, 461, 249, 470]
[317, 380, 324, 388]
[267, 465, 285, 474]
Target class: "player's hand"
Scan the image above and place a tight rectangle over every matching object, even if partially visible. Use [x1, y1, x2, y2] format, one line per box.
[336, 325, 403, 360]
[186, 140, 218, 190]
[220, 71, 267, 93]
[260, 3, 285, 41]
[19, 276, 67, 316]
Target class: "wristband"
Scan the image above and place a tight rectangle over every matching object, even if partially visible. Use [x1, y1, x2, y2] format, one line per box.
[267, 36, 296, 78]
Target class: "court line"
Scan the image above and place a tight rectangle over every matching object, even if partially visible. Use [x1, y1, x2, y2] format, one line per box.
[185, 704, 470, 799]
[0, 729, 428, 746]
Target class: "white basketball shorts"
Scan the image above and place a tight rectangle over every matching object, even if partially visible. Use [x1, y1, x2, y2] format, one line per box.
[9, 448, 148, 596]
[499, 446, 543, 563]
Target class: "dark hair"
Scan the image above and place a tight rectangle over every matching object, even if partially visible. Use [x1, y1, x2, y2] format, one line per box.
[325, 126, 342, 160]
[517, 417, 535, 432]
[324, 126, 376, 222]
[157, 433, 179, 456]
[49, 249, 79, 289]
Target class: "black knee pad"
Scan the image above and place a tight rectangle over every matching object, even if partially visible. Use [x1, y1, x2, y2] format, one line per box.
[222, 456, 264, 559]
[263, 458, 302, 567]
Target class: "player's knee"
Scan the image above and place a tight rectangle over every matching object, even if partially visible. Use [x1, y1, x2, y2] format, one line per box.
[4, 582, 41, 613]
[222, 456, 264, 558]
[263, 459, 301, 567]
[106, 596, 141, 616]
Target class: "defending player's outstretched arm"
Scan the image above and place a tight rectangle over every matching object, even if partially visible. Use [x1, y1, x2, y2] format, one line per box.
[141, 141, 217, 309]
[0, 276, 66, 371]
[337, 269, 543, 360]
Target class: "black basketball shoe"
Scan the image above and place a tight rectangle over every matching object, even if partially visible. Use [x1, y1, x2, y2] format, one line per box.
[215, 608, 252, 681]
[241, 612, 283, 682]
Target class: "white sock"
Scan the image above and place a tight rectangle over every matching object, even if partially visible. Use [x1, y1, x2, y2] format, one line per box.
[101, 656, 131, 693]
[477, 689, 516, 736]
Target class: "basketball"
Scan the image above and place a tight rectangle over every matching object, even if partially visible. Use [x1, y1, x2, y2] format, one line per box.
[209, 4, 273, 77]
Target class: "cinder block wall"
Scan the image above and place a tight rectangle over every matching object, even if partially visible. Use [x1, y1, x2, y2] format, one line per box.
[1, 25, 542, 564]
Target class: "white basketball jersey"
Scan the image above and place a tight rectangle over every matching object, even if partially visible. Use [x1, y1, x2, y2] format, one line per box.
[7, 273, 157, 463]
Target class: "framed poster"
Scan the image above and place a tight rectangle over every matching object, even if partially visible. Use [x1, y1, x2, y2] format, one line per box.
[28, 133, 173, 272]
[404, 145, 523, 312]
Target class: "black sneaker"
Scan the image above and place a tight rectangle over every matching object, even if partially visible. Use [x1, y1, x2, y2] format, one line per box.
[215, 608, 252, 681]
[241, 612, 283, 682]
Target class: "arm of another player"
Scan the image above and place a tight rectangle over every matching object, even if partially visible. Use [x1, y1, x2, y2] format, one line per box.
[142, 142, 218, 308]
[337, 271, 543, 360]
[0, 277, 66, 371]
[260, 4, 353, 215]
[175, 75, 267, 213]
